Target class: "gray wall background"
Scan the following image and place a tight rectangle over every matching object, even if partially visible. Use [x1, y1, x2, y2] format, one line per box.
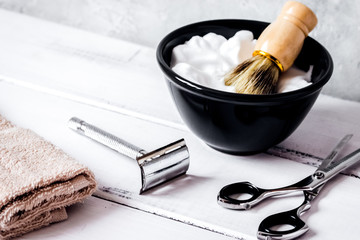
[1, 0, 359, 101]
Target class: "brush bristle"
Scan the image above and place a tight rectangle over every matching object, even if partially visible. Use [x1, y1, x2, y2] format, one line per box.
[224, 55, 280, 94]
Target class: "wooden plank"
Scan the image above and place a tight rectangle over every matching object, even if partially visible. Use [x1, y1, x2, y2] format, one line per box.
[0, 9, 182, 128]
[1, 78, 360, 240]
[0, 80, 259, 239]
[19, 196, 235, 240]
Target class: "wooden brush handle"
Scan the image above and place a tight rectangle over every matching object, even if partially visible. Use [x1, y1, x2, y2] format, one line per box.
[254, 1, 317, 71]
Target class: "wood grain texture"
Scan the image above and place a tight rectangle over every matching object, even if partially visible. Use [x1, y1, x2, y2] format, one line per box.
[19, 197, 235, 240]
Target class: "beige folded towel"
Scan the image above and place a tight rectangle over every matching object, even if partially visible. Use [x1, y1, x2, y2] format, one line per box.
[0, 115, 97, 239]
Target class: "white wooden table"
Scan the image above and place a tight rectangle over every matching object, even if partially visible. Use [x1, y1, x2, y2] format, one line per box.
[1, 9, 360, 240]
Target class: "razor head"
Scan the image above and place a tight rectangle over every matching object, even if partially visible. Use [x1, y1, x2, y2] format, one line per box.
[137, 139, 189, 193]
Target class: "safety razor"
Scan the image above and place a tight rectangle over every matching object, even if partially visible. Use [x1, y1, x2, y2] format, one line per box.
[68, 117, 189, 193]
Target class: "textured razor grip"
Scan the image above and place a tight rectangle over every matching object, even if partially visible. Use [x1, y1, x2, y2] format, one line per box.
[68, 117, 144, 160]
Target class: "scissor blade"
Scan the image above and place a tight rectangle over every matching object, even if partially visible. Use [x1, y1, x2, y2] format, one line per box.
[317, 134, 353, 172]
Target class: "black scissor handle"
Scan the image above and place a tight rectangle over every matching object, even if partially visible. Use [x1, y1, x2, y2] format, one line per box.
[217, 182, 266, 210]
[257, 208, 309, 240]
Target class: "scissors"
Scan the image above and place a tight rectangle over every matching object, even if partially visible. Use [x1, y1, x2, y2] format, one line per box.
[217, 134, 360, 239]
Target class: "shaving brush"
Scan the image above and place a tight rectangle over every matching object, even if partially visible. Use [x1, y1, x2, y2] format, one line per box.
[224, 1, 317, 94]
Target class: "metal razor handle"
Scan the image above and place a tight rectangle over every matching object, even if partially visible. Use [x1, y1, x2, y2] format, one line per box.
[68, 116, 190, 193]
[68, 117, 145, 160]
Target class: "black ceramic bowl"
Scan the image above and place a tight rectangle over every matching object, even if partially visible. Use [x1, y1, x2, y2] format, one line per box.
[156, 19, 333, 155]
